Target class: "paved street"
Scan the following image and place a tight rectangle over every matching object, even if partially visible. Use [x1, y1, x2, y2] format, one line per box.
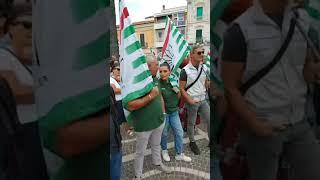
[121, 122, 210, 180]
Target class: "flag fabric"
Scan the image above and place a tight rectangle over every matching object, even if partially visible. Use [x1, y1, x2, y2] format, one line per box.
[118, 0, 154, 120]
[33, 0, 110, 179]
[210, 0, 231, 91]
[161, 16, 190, 88]
[306, 0, 320, 42]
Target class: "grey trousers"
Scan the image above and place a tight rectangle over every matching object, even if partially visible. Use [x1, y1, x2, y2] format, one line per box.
[134, 122, 165, 177]
[186, 100, 210, 142]
[241, 119, 320, 180]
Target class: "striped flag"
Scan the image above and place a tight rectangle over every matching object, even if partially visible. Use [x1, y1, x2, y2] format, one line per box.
[161, 16, 190, 87]
[33, 0, 110, 179]
[306, 0, 320, 44]
[118, 0, 154, 118]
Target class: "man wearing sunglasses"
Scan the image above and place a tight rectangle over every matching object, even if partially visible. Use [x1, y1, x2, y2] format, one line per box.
[179, 45, 210, 155]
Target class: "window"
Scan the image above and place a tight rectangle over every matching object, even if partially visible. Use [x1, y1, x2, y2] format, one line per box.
[179, 28, 185, 35]
[197, 7, 203, 20]
[140, 34, 145, 47]
[196, 29, 202, 43]
[178, 12, 184, 21]
[178, 21, 185, 26]
[158, 31, 163, 42]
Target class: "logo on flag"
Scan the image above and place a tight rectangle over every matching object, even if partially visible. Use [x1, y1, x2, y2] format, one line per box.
[161, 16, 190, 87]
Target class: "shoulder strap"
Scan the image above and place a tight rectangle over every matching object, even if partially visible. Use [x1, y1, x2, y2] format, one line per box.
[185, 65, 204, 91]
[240, 18, 297, 94]
[0, 47, 32, 75]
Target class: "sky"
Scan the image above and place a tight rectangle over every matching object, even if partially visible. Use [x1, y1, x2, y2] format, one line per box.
[115, 0, 187, 24]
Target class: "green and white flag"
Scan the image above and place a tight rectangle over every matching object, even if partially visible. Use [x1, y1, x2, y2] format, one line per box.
[118, 0, 154, 119]
[305, 0, 320, 45]
[33, 0, 110, 179]
[161, 16, 190, 88]
[210, 0, 231, 91]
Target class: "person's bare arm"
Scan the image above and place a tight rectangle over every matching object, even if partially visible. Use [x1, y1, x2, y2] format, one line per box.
[179, 80, 197, 105]
[55, 111, 108, 158]
[161, 95, 165, 113]
[304, 48, 320, 83]
[177, 91, 181, 99]
[0, 70, 34, 104]
[111, 83, 121, 94]
[127, 87, 159, 111]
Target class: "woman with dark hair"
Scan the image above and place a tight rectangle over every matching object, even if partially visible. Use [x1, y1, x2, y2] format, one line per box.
[110, 63, 134, 136]
[159, 62, 192, 162]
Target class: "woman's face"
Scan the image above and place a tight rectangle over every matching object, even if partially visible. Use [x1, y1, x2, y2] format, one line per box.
[9, 15, 32, 58]
[112, 67, 120, 77]
[159, 66, 170, 81]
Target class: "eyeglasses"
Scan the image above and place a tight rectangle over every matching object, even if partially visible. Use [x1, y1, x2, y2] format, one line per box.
[11, 21, 32, 29]
[197, 51, 205, 55]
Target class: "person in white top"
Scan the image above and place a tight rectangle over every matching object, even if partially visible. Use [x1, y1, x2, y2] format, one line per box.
[110, 62, 133, 136]
[0, 4, 35, 124]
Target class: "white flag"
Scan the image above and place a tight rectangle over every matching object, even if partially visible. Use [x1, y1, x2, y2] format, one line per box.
[161, 16, 190, 87]
[118, 0, 154, 120]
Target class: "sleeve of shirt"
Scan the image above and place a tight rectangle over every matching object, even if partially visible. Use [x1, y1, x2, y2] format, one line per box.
[221, 23, 247, 63]
[179, 69, 187, 81]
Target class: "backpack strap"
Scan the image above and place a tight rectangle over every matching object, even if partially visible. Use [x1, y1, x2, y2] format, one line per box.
[185, 65, 204, 91]
[240, 18, 297, 94]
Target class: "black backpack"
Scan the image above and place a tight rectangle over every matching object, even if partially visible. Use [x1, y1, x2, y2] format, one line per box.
[0, 77, 49, 180]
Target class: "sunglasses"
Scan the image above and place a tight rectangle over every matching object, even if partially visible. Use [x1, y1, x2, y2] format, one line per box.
[11, 21, 32, 29]
[197, 51, 205, 55]
[159, 70, 169, 73]
[114, 68, 120, 71]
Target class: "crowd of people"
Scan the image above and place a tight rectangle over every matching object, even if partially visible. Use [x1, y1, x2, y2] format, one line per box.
[110, 45, 212, 180]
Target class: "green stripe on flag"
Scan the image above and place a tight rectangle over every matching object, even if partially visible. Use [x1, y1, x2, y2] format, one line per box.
[172, 28, 179, 37]
[306, 6, 320, 20]
[73, 32, 108, 70]
[126, 41, 141, 54]
[122, 82, 154, 109]
[124, 25, 135, 39]
[133, 70, 151, 84]
[179, 40, 187, 53]
[211, 0, 231, 27]
[176, 34, 183, 44]
[213, 32, 223, 50]
[132, 56, 147, 68]
[172, 48, 189, 73]
[70, 0, 108, 24]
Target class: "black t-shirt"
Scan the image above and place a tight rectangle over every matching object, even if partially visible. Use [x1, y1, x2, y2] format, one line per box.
[179, 65, 200, 81]
[222, 14, 284, 63]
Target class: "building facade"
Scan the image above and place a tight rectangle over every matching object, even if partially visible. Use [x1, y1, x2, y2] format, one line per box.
[117, 19, 155, 55]
[186, 0, 210, 52]
[153, 5, 187, 55]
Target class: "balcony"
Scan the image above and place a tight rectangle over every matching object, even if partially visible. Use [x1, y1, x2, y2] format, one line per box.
[155, 41, 164, 48]
[154, 22, 166, 30]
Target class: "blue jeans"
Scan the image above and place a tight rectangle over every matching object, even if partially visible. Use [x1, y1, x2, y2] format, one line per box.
[110, 151, 122, 180]
[160, 111, 184, 154]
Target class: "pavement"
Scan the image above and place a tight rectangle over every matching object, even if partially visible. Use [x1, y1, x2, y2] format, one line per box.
[120, 122, 210, 180]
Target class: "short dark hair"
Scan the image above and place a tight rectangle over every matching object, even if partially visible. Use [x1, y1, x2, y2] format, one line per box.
[160, 62, 170, 71]
[3, 2, 31, 33]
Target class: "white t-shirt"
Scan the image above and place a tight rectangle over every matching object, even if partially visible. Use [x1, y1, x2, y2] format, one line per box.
[0, 48, 37, 124]
[110, 77, 122, 101]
